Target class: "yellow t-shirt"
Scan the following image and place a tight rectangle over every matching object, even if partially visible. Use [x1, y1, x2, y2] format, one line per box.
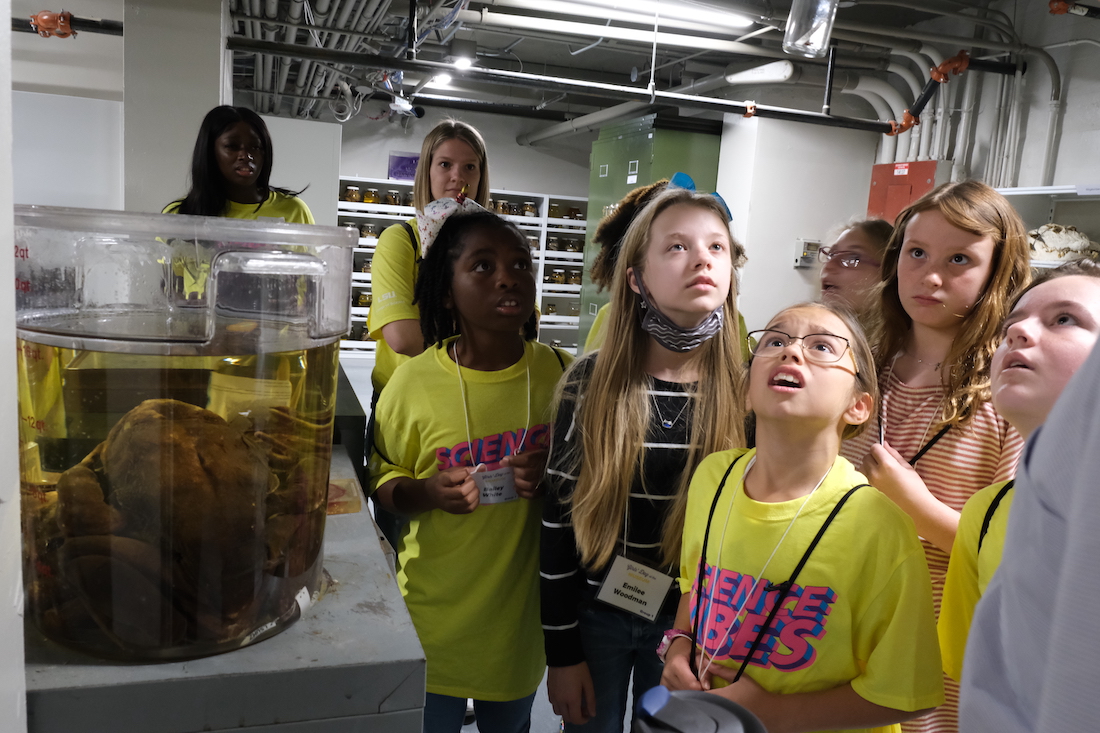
[680, 449, 944, 733]
[938, 480, 1014, 681]
[370, 337, 571, 700]
[367, 219, 420, 391]
[162, 190, 315, 224]
[584, 302, 752, 362]
[162, 191, 315, 295]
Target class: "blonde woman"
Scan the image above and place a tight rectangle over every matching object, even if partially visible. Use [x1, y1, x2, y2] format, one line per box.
[541, 187, 746, 733]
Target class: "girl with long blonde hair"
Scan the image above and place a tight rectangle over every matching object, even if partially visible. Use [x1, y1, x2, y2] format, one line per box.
[841, 179, 1031, 733]
[541, 186, 746, 733]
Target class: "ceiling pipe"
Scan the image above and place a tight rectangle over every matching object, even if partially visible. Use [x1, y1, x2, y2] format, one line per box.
[517, 61, 796, 145]
[228, 37, 895, 133]
[887, 61, 922, 159]
[452, 8, 794, 60]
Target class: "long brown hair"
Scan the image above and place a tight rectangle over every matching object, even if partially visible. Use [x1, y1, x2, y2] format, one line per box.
[874, 180, 1031, 429]
[559, 188, 747, 570]
[412, 119, 490, 211]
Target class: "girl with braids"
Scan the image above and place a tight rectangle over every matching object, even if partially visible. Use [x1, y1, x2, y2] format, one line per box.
[541, 187, 745, 733]
[840, 180, 1031, 733]
[663, 302, 943, 732]
[370, 205, 570, 733]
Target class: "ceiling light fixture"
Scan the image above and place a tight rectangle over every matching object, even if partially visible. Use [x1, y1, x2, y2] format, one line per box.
[431, 73, 453, 86]
[447, 38, 478, 69]
[580, 0, 755, 29]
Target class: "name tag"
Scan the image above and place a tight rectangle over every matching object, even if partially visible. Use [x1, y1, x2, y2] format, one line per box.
[595, 555, 674, 621]
[472, 465, 519, 504]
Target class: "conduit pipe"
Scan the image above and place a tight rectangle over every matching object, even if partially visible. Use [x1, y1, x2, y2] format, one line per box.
[848, 76, 910, 163]
[517, 61, 793, 146]
[920, 45, 953, 164]
[952, 72, 979, 181]
[830, 16, 1064, 179]
[228, 37, 895, 134]
[452, 8, 793, 60]
[887, 61, 922, 159]
[1002, 58, 1026, 186]
[840, 87, 896, 164]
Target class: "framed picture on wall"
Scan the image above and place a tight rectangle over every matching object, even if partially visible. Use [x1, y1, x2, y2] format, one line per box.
[388, 152, 419, 181]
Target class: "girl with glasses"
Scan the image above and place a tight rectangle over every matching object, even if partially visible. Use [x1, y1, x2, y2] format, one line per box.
[819, 219, 893, 318]
[840, 180, 1031, 733]
[662, 302, 943, 732]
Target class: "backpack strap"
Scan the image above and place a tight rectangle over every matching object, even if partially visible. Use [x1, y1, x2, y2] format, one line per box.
[978, 479, 1015, 554]
[399, 220, 420, 263]
[729, 483, 868, 683]
[552, 347, 567, 371]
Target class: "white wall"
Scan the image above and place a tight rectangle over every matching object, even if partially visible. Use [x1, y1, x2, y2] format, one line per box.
[12, 91, 123, 209]
[264, 115, 343, 226]
[12, 0, 124, 101]
[2, 1, 31, 731]
[124, 0, 228, 213]
[719, 115, 878, 330]
[340, 105, 593, 197]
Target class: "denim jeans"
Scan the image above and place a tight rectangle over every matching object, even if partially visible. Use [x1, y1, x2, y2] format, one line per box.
[565, 605, 676, 733]
[423, 691, 536, 733]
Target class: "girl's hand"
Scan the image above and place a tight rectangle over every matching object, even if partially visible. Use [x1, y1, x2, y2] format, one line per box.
[860, 441, 926, 504]
[861, 441, 961, 552]
[660, 637, 704, 691]
[547, 663, 597, 725]
[707, 674, 783, 732]
[500, 448, 548, 499]
[424, 466, 479, 514]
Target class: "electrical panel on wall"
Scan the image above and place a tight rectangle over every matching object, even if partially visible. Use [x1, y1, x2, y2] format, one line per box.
[867, 160, 951, 223]
[793, 239, 822, 268]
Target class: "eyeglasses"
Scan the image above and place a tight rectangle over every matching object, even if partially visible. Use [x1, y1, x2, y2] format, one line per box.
[746, 329, 853, 364]
[818, 247, 880, 269]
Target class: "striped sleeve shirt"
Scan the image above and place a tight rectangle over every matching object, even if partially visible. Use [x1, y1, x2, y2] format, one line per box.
[541, 356, 692, 667]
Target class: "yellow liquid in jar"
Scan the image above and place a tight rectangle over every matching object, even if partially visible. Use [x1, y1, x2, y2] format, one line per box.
[18, 338, 339, 660]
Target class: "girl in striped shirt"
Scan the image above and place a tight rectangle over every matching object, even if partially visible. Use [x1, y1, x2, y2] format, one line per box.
[540, 186, 746, 733]
[841, 180, 1031, 733]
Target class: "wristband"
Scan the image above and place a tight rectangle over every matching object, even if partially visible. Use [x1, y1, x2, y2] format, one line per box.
[656, 628, 693, 663]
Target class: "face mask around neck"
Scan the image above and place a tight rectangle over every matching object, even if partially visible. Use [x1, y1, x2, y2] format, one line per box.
[635, 275, 724, 353]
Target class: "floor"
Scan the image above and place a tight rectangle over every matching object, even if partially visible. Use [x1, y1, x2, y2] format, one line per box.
[460, 672, 636, 733]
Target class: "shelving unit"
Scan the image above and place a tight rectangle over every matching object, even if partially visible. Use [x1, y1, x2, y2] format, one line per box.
[998, 185, 1100, 269]
[337, 175, 589, 360]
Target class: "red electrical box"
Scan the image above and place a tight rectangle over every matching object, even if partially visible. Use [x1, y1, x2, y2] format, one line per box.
[867, 161, 952, 223]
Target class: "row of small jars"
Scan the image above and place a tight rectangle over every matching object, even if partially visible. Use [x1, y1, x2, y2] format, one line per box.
[545, 268, 583, 285]
[348, 323, 374, 342]
[543, 300, 581, 316]
[343, 186, 414, 207]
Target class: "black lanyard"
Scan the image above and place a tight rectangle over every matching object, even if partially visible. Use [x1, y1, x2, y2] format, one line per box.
[689, 454, 865, 681]
[878, 414, 951, 467]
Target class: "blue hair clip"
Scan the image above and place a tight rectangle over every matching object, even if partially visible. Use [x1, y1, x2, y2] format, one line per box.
[667, 171, 733, 224]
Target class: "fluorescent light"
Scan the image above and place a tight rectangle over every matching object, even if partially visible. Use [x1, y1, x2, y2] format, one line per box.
[453, 57, 473, 70]
[582, 0, 755, 29]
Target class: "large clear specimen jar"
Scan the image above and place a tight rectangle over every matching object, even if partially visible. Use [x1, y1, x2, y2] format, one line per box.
[15, 205, 356, 660]
[782, 0, 840, 59]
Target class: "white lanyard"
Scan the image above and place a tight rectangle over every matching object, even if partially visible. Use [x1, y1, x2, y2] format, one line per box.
[698, 456, 831, 683]
[452, 338, 531, 467]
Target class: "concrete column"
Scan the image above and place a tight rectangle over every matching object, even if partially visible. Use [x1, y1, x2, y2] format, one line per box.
[0, 0, 30, 730]
[124, 0, 230, 212]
